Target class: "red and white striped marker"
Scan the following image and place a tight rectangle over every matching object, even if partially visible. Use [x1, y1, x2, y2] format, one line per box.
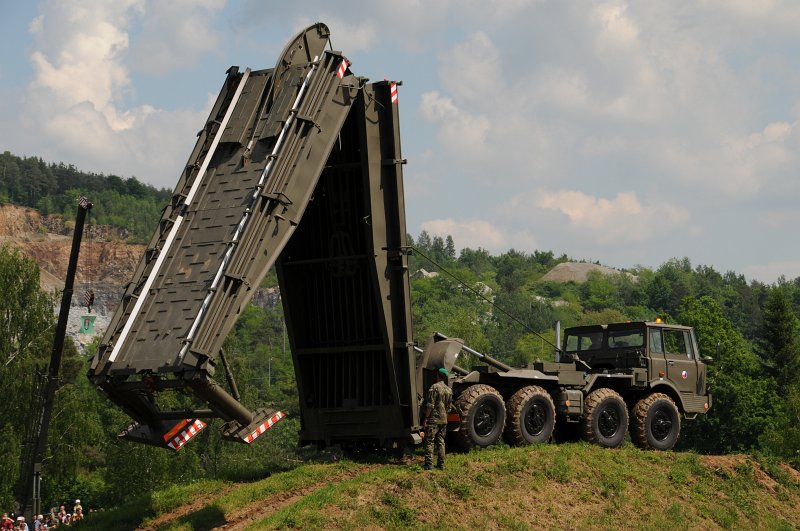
[244, 411, 286, 444]
[337, 59, 349, 79]
[166, 419, 207, 451]
[390, 82, 398, 104]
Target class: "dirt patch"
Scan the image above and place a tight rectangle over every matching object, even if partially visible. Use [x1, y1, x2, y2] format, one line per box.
[336, 457, 613, 530]
[700, 454, 778, 493]
[540, 262, 637, 283]
[218, 465, 377, 530]
[0, 204, 46, 236]
[137, 485, 237, 530]
[778, 463, 800, 484]
[700, 454, 748, 473]
[142, 465, 376, 531]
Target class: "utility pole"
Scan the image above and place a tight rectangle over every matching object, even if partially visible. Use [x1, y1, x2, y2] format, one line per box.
[18, 196, 92, 519]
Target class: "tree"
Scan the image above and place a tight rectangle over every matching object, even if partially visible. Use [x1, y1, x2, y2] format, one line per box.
[494, 249, 530, 293]
[677, 296, 779, 453]
[458, 247, 492, 275]
[580, 271, 621, 312]
[444, 235, 456, 260]
[416, 230, 432, 251]
[761, 286, 800, 389]
[0, 246, 56, 509]
[760, 383, 800, 466]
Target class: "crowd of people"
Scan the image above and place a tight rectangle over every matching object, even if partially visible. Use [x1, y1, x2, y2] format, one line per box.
[1, 500, 84, 530]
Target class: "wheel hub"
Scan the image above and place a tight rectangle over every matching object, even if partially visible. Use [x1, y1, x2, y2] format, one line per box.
[474, 403, 497, 437]
[651, 408, 673, 441]
[524, 403, 546, 436]
[599, 406, 620, 437]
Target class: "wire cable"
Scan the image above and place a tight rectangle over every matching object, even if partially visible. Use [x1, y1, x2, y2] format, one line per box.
[410, 246, 563, 354]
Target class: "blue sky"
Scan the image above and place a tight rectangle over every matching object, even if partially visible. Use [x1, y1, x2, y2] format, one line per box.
[2, 1, 800, 283]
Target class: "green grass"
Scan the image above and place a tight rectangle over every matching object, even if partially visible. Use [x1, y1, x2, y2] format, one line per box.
[74, 444, 800, 530]
[72, 480, 226, 530]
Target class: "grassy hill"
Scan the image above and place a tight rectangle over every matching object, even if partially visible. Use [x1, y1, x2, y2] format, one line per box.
[73, 443, 800, 530]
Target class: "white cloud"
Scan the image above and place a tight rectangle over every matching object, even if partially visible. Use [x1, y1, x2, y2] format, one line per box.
[744, 261, 800, 284]
[439, 32, 501, 103]
[15, 0, 214, 187]
[534, 190, 689, 244]
[595, 3, 640, 47]
[421, 218, 537, 253]
[418, 91, 490, 159]
[129, 0, 225, 75]
[288, 16, 377, 55]
[28, 1, 141, 131]
[759, 209, 800, 229]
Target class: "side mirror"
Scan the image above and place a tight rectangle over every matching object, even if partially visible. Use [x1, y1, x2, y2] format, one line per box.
[701, 355, 714, 365]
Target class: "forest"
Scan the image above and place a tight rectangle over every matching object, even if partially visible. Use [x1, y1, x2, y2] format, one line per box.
[0, 152, 799, 515]
[0, 151, 170, 241]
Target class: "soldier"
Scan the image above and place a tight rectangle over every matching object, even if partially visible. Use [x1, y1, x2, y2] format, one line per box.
[422, 367, 452, 470]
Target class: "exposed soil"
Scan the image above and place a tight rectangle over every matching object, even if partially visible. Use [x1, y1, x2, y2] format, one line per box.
[0, 203, 145, 290]
[779, 462, 800, 483]
[138, 465, 376, 530]
[137, 484, 238, 531]
[700, 454, 781, 493]
[540, 261, 638, 283]
[220, 465, 376, 530]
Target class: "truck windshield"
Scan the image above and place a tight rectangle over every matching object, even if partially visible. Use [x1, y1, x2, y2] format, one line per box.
[608, 330, 644, 349]
[565, 332, 603, 352]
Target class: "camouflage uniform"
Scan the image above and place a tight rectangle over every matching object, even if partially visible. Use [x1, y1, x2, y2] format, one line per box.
[424, 380, 453, 469]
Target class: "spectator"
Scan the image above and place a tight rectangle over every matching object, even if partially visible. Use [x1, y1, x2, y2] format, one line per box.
[15, 516, 28, 531]
[1, 513, 13, 531]
[70, 509, 82, 524]
[56, 508, 65, 524]
[70, 501, 80, 517]
[32, 516, 43, 531]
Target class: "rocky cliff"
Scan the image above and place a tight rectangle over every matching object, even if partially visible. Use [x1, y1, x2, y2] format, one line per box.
[1, 203, 281, 353]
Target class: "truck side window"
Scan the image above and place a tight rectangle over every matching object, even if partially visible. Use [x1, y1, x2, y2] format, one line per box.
[565, 332, 603, 351]
[683, 331, 695, 360]
[649, 328, 663, 353]
[663, 329, 689, 359]
[608, 330, 644, 348]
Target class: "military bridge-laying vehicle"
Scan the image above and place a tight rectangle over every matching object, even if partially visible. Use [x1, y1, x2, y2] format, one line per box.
[425, 321, 711, 452]
[88, 23, 711, 453]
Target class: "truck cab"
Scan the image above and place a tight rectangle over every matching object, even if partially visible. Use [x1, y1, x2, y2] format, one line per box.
[563, 321, 711, 414]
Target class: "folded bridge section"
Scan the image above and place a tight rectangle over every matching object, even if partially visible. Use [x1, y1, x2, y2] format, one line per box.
[88, 23, 418, 450]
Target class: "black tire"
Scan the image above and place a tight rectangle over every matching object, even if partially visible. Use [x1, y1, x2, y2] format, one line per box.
[630, 393, 680, 451]
[581, 388, 628, 448]
[453, 384, 505, 450]
[504, 386, 555, 445]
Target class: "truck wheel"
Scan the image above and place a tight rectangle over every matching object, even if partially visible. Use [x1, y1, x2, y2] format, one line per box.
[630, 393, 680, 451]
[453, 384, 505, 450]
[581, 388, 628, 448]
[504, 386, 555, 445]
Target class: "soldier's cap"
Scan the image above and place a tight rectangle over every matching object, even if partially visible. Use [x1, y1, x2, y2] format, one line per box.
[438, 367, 449, 377]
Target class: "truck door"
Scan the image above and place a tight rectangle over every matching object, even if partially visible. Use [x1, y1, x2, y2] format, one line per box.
[648, 327, 667, 382]
[663, 329, 696, 394]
